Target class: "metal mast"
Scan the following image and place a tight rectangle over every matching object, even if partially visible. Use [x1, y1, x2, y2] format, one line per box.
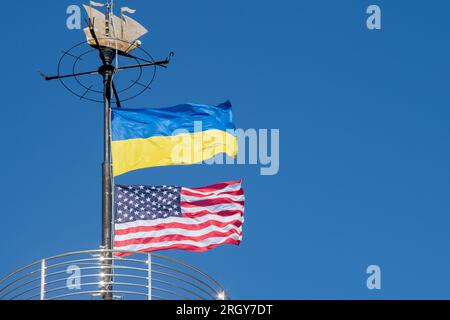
[100, 0, 114, 300]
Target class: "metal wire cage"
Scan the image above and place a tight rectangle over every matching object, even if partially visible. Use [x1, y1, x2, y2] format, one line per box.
[0, 249, 227, 300]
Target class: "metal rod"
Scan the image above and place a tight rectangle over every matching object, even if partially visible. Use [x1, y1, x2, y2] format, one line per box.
[147, 253, 152, 300]
[86, 19, 107, 64]
[100, 55, 115, 301]
[112, 81, 122, 107]
[105, 0, 111, 38]
[44, 59, 169, 82]
[116, 60, 169, 71]
[44, 61, 166, 82]
[45, 69, 99, 81]
[40, 259, 46, 300]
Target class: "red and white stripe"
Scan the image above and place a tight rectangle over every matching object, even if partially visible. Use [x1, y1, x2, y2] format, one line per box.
[114, 180, 244, 255]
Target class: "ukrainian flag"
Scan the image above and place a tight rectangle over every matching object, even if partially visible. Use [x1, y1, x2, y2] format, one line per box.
[111, 101, 238, 176]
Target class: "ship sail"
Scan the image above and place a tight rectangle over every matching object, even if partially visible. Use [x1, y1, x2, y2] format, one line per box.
[82, 5, 148, 54]
[121, 14, 148, 43]
[83, 5, 106, 37]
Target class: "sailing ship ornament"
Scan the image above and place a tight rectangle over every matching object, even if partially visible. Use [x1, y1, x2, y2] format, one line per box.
[39, 1, 173, 105]
[83, 4, 148, 54]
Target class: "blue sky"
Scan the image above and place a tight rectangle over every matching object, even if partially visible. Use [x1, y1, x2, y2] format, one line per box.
[1, 0, 450, 299]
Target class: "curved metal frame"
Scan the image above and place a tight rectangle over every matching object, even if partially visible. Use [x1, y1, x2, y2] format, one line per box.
[56, 39, 157, 104]
[0, 249, 227, 301]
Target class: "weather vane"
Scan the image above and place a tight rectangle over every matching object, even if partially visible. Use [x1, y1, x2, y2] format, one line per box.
[42, 0, 174, 106]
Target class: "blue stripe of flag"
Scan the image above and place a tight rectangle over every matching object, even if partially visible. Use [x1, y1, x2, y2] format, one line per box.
[111, 101, 235, 141]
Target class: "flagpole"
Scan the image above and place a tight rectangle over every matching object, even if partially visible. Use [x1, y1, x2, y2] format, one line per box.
[100, 64, 114, 301]
[100, 0, 114, 301]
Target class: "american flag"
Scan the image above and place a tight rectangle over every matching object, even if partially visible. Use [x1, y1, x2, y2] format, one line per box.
[113, 180, 244, 255]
